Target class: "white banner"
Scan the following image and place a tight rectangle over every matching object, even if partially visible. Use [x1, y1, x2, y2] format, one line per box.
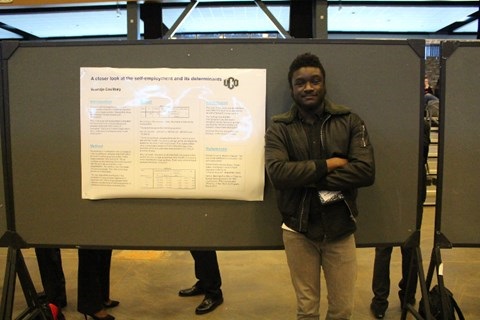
[80, 68, 266, 201]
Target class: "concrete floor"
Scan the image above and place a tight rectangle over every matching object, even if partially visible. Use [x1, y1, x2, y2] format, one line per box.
[1, 206, 480, 320]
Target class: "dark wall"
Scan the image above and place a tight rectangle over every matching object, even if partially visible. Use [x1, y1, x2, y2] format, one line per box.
[1, 39, 424, 249]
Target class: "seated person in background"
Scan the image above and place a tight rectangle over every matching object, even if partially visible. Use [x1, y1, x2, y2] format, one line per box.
[424, 76, 434, 95]
[424, 93, 439, 127]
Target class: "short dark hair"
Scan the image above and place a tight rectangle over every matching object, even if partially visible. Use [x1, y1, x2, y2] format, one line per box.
[288, 52, 326, 88]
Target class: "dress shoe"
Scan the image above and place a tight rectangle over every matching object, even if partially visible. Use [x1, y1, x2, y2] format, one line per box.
[370, 301, 387, 319]
[179, 284, 205, 297]
[83, 313, 115, 320]
[103, 300, 120, 308]
[195, 296, 223, 315]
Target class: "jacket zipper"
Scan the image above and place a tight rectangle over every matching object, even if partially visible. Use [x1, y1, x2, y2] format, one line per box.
[343, 199, 357, 223]
[319, 114, 331, 241]
[317, 114, 358, 240]
[319, 114, 331, 151]
[298, 190, 308, 231]
[361, 124, 367, 147]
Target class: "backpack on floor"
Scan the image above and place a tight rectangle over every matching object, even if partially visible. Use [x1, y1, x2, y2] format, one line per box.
[419, 285, 465, 320]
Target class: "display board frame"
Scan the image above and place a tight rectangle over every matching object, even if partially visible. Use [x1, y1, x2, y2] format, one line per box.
[0, 39, 426, 249]
[435, 40, 480, 247]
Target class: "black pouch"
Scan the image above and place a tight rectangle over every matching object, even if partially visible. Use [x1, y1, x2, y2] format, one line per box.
[419, 285, 465, 320]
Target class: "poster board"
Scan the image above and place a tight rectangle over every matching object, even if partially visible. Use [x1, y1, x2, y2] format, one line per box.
[79, 67, 266, 201]
[0, 140, 5, 246]
[2, 39, 424, 249]
[437, 41, 480, 246]
[0, 51, 8, 245]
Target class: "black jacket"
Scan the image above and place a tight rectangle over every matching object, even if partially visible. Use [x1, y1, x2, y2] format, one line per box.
[265, 99, 375, 241]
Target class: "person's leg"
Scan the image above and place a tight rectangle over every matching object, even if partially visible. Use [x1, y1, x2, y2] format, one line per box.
[190, 250, 223, 314]
[283, 230, 321, 320]
[98, 249, 116, 305]
[371, 247, 393, 306]
[322, 234, 357, 320]
[77, 249, 104, 315]
[35, 248, 67, 308]
[190, 250, 222, 298]
[399, 246, 418, 306]
[370, 246, 393, 318]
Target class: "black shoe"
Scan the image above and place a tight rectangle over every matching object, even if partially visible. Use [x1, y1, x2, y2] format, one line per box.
[370, 302, 387, 319]
[179, 284, 205, 297]
[83, 313, 115, 320]
[195, 296, 223, 315]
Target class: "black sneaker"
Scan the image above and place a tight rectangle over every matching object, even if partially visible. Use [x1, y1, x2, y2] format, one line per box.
[370, 302, 387, 319]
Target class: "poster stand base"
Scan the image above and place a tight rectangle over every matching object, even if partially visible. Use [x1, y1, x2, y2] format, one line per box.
[399, 246, 433, 319]
[1, 246, 51, 320]
[422, 246, 457, 320]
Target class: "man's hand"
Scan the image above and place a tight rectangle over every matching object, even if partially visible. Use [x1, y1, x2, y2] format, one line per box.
[326, 157, 348, 172]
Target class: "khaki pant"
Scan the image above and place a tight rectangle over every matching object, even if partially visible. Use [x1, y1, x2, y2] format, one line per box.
[283, 231, 357, 320]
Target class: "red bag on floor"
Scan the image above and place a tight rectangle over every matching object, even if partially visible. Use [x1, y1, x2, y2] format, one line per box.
[49, 303, 66, 320]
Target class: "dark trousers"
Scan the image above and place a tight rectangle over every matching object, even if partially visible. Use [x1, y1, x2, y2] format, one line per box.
[77, 249, 112, 315]
[35, 248, 67, 308]
[372, 246, 418, 308]
[190, 250, 222, 298]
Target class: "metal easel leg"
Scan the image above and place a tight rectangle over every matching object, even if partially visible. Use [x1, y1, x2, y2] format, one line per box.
[401, 246, 433, 320]
[0, 247, 51, 320]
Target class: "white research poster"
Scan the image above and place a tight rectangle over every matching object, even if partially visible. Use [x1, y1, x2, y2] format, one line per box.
[80, 67, 266, 201]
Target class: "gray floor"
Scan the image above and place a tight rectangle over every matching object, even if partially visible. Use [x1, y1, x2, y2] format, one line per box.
[1, 206, 479, 320]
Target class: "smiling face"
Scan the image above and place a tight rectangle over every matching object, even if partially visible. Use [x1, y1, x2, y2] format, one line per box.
[290, 66, 326, 112]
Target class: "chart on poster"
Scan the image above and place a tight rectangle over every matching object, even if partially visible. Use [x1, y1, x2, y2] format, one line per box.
[80, 68, 266, 201]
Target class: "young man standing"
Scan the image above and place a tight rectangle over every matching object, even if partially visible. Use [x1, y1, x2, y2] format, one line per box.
[265, 52, 375, 319]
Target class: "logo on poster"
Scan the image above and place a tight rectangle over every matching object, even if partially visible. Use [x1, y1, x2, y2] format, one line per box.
[224, 77, 239, 90]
